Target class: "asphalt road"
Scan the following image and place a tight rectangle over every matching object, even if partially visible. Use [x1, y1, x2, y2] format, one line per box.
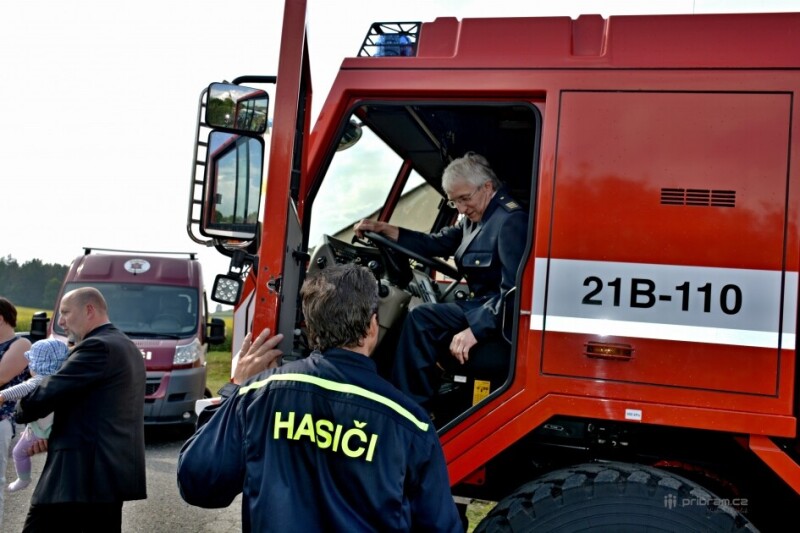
[2, 425, 242, 532]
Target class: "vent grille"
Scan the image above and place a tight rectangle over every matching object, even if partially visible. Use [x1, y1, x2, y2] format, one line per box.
[661, 188, 736, 207]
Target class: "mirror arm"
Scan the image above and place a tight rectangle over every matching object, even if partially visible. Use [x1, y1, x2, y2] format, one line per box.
[232, 75, 277, 85]
[228, 249, 258, 279]
[211, 242, 258, 275]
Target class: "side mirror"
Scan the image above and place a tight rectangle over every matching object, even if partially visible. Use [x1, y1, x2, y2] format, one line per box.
[199, 131, 264, 240]
[337, 120, 363, 151]
[206, 317, 226, 345]
[206, 83, 269, 134]
[27, 312, 50, 342]
[206, 318, 225, 344]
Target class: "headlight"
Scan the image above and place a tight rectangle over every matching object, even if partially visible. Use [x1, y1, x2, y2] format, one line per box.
[212, 274, 243, 305]
[174, 338, 204, 365]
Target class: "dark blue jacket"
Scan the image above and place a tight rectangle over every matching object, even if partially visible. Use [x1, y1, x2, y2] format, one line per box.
[397, 188, 527, 340]
[178, 348, 461, 532]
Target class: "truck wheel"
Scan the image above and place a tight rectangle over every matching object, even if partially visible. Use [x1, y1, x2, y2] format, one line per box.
[474, 462, 756, 532]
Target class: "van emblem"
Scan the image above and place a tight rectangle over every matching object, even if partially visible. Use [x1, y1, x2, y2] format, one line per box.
[124, 259, 151, 275]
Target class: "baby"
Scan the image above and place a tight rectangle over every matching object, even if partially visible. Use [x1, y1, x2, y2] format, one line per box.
[0, 338, 69, 492]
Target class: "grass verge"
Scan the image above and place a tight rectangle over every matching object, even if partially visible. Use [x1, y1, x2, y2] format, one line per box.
[207, 350, 233, 395]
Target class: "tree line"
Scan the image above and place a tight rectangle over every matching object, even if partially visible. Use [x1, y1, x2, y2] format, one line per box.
[0, 256, 68, 310]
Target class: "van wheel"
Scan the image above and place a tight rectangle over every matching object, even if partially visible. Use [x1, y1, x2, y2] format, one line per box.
[474, 462, 756, 532]
[204, 387, 212, 398]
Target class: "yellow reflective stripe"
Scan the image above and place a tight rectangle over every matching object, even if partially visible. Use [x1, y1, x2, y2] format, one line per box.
[239, 373, 429, 432]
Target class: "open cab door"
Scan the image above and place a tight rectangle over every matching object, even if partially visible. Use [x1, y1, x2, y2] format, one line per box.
[188, 0, 311, 358]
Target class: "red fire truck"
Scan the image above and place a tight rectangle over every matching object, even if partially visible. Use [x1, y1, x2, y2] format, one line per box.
[187, 2, 800, 529]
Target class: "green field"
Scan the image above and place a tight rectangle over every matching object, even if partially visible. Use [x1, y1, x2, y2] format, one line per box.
[14, 306, 51, 333]
[206, 350, 233, 395]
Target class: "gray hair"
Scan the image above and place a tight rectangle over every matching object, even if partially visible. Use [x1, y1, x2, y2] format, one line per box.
[442, 151, 501, 194]
[300, 264, 378, 351]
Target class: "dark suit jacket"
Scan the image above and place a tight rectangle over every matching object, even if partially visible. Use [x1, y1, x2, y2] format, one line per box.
[16, 323, 147, 504]
[397, 188, 527, 340]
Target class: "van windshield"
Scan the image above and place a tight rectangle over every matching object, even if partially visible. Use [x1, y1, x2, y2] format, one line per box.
[54, 283, 199, 339]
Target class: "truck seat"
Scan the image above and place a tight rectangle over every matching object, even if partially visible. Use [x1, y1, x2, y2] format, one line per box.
[432, 338, 512, 427]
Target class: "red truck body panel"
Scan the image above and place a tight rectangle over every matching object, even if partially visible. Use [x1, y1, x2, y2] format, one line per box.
[201, 7, 800, 523]
[296, 13, 800, 490]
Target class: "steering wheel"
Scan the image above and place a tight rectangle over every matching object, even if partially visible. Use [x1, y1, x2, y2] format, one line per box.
[363, 231, 461, 281]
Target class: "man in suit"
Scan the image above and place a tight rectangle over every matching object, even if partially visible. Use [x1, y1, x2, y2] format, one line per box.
[355, 151, 527, 410]
[16, 287, 146, 532]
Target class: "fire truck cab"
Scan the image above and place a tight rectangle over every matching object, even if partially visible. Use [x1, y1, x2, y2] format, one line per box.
[188, 5, 800, 529]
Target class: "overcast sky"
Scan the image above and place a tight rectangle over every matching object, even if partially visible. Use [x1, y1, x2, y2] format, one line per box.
[2, 0, 796, 298]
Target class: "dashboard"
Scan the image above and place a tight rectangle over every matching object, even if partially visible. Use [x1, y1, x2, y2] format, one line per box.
[308, 234, 384, 275]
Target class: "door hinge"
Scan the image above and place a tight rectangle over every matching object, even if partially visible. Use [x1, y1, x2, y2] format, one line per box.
[267, 276, 282, 294]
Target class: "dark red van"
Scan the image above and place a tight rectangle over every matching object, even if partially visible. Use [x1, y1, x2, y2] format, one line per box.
[51, 248, 224, 425]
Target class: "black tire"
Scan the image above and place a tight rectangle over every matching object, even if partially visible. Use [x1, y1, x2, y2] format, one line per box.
[475, 462, 757, 533]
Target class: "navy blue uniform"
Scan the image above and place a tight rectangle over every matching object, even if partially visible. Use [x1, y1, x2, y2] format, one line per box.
[392, 188, 527, 407]
[178, 348, 461, 533]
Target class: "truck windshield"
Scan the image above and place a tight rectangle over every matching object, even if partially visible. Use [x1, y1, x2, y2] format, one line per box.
[53, 282, 199, 339]
[308, 121, 438, 248]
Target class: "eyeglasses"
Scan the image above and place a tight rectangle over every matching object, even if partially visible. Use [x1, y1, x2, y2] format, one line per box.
[446, 185, 483, 208]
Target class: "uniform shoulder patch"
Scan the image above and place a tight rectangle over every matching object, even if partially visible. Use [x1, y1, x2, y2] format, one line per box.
[496, 194, 522, 212]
